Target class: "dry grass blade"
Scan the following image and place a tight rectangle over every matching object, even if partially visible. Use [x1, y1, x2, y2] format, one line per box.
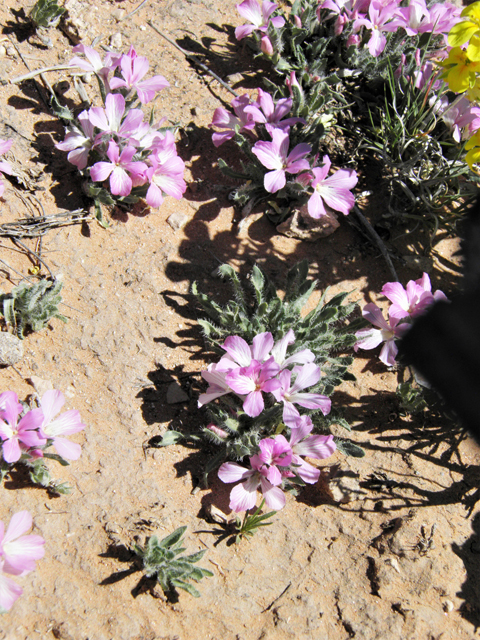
[0, 210, 93, 239]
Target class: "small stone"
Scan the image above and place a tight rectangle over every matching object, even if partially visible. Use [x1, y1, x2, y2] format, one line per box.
[0, 332, 23, 365]
[277, 204, 340, 241]
[443, 600, 454, 613]
[112, 8, 125, 20]
[110, 32, 123, 49]
[167, 212, 189, 231]
[226, 73, 244, 85]
[28, 375, 54, 396]
[6, 46, 16, 58]
[328, 474, 364, 503]
[166, 382, 189, 404]
[0, 45, 6, 57]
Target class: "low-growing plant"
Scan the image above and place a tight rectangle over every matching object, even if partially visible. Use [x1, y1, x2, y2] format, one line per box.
[159, 262, 365, 519]
[0, 389, 85, 494]
[55, 44, 186, 224]
[234, 499, 276, 543]
[0, 279, 67, 339]
[29, 0, 65, 29]
[133, 526, 213, 598]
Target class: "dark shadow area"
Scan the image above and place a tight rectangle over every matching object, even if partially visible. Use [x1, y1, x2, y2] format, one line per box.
[453, 512, 480, 630]
[2, 8, 34, 42]
[3, 463, 61, 496]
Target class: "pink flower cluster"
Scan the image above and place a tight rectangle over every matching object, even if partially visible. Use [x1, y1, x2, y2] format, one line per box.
[318, 0, 460, 56]
[56, 45, 186, 208]
[0, 511, 45, 612]
[0, 138, 13, 198]
[199, 330, 331, 420]
[0, 390, 85, 464]
[235, 0, 285, 54]
[210, 89, 358, 216]
[355, 273, 448, 365]
[218, 414, 336, 511]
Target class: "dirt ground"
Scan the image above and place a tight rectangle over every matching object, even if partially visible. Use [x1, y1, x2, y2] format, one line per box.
[1, 1, 480, 639]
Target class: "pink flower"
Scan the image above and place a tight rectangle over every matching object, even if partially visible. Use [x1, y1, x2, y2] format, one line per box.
[354, 303, 409, 366]
[88, 93, 144, 141]
[442, 96, 478, 143]
[143, 132, 186, 208]
[198, 362, 232, 407]
[260, 35, 274, 55]
[218, 455, 287, 512]
[0, 511, 45, 612]
[90, 140, 148, 196]
[235, 0, 285, 40]
[271, 363, 331, 423]
[299, 155, 357, 218]
[218, 332, 275, 370]
[109, 46, 169, 104]
[56, 110, 95, 170]
[250, 435, 292, 484]
[420, 2, 460, 35]
[252, 128, 311, 192]
[39, 390, 85, 461]
[286, 415, 336, 483]
[0, 138, 13, 198]
[352, 1, 399, 56]
[244, 89, 306, 130]
[210, 94, 257, 147]
[225, 357, 281, 417]
[386, 0, 429, 36]
[70, 44, 114, 91]
[0, 394, 45, 463]
[270, 329, 315, 369]
[382, 273, 447, 321]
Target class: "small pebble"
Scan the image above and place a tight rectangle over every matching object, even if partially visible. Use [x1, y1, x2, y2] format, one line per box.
[6, 46, 16, 58]
[443, 600, 454, 613]
[110, 33, 122, 49]
[0, 332, 23, 366]
[112, 9, 125, 20]
[0, 45, 6, 57]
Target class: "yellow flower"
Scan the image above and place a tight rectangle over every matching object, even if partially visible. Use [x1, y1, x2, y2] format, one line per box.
[465, 131, 480, 169]
[440, 47, 480, 92]
[448, 3, 480, 60]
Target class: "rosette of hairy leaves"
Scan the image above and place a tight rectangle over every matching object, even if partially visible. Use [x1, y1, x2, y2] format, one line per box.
[134, 527, 213, 598]
[0, 279, 67, 339]
[29, 0, 66, 28]
[193, 260, 360, 393]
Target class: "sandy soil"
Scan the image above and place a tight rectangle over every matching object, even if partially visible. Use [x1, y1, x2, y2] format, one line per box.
[1, 1, 480, 639]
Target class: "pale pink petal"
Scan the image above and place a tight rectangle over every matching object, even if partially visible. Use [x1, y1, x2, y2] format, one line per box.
[236, 0, 262, 26]
[146, 182, 164, 208]
[88, 107, 109, 131]
[90, 161, 113, 182]
[3, 511, 31, 543]
[0, 573, 23, 611]
[2, 438, 21, 463]
[308, 190, 328, 218]
[43, 410, 85, 437]
[40, 390, 64, 426]
[382, 282, 409, 310]
[105, 93, 125, 131]
[292, 456, 320, 484]
[379, 339, 398, 366]
[252, 141, 283, 170]
[289, 363, 321, 394]
[288, 415, 314, 443]
[223, 336, 252, 367]
[243, 389, 264, 417]
[264, 168, 286, 192]
[218, 461, 253, 483]
[229, 476, 259, 512]
[259, 478, 286, 510]
[293, 434, 336, 459]
[290, 392, 331, 414]
[51, 437, 82, 460]
[110, 167, 132, 196]
[251, 332, 274, 362]
[235, 24, 256, 39]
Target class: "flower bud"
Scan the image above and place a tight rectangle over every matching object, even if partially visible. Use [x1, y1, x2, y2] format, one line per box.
[261, 35, 274, 56]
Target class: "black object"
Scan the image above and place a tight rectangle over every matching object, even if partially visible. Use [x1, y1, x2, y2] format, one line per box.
[399, 196, 480, 442]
